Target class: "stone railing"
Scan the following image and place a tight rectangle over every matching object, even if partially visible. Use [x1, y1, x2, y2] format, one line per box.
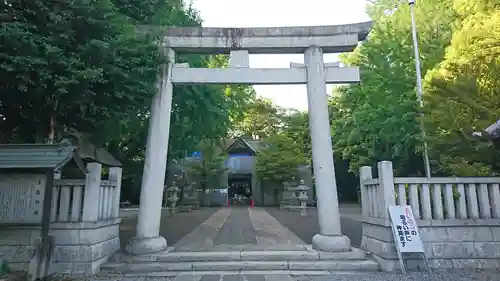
[360, 162, 500, 220]
[51, 179, 85, 222]
[51, 164, 121, 223]
[359, 161, 500, 271]
[393, 177, 500, 220]
[98, 180, 117, 220]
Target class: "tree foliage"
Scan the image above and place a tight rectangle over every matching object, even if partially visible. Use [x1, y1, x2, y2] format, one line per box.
[255, 134, 308, 190]
[186, 139, 228, 192]
[0, 0, 254, 203]
[423, 0, 500, 176]
[331, 0, 500, 178]
[332, 0, 458, 176]
[230, 97, 285, 139]
[0, 0, 160, 143]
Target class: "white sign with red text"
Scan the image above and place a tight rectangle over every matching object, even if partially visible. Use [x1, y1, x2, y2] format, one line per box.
[388, 205, 424, 253]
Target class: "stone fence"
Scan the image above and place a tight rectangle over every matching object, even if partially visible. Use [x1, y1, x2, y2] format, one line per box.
[359, 161, 500, 271]
[0, 163, 122, 274]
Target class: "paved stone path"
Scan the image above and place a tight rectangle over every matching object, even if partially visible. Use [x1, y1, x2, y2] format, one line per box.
[119, 205, 363, 251]
[119, 208, 220, 249]
[214, 208, 257, 245]
[172, 207, 308, 252]
[266, 207, 362, 247]
[249, 208, 305, 246]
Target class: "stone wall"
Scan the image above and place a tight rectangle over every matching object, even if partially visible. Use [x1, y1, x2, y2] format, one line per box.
[361, 217, 500, 271]
[359, 161, 500, 271]
[0, 219, 121, 274]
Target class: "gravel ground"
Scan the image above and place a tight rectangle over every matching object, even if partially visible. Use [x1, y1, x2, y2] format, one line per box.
[50, 270, 500, 281]
[119, 207, 220, 248]
[266, 207, 362, 247]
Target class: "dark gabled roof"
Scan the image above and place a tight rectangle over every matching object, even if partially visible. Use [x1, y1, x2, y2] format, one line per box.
[63, 130, 122, 167]
[0, 144, 88, 172]
[225, 137, 262, 154]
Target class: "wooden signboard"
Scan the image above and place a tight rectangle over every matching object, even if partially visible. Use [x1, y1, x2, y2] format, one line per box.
[0, 174, 46, 224]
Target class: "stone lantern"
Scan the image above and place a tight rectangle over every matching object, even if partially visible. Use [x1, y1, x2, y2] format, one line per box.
[296, 180, 310, 216]
[167, 181, 180, 215]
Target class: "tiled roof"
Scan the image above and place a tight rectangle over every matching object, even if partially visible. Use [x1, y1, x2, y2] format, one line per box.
[0, 144, 87, 172]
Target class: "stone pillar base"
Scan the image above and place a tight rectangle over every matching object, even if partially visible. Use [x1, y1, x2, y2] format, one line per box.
[125, 236, 167, 255]
[312, 234, 351, 252]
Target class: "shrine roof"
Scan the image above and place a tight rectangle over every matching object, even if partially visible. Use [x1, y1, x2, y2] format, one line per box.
[0, 144, 87, 172]
[63, 130, 122, 167]
[225, 137, 261, 154]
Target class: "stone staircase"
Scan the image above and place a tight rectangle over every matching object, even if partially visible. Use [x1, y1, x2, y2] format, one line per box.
[99, 247, 379, 276]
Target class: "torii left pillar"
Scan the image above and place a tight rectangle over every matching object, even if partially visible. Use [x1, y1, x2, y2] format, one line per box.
[125, 49, 175, 255]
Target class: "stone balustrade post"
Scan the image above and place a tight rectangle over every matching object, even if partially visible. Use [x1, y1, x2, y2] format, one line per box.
[377, 161, 396, 219]
[359, 166, 373, 217]
[109, 167, 123, 219]
[82, 162, 102, 221]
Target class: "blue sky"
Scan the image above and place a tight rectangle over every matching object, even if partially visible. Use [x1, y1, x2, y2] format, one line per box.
[190, 0, 371, 111]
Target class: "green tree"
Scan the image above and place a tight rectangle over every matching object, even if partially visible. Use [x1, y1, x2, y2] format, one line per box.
[230, 97, 285, 139]
[186, 139, 228, 205]
[332, 0, 457, 176]
[255, 134, 308, 203]
[281, 110, 311, 159]
[0, 0, 253, 204]
[423, 0, 500, 176]
[0, 0, 160, 143]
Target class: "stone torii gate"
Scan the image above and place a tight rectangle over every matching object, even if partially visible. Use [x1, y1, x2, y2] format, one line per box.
[126, 22, 372, 255]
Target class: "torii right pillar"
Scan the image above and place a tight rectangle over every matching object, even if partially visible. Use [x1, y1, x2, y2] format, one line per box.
[304, 45, 351, 252]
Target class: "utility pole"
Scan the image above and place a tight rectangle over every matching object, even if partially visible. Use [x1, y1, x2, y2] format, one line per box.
[408, 0, 432, 177]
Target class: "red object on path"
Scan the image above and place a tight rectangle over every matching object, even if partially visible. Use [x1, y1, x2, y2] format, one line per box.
[250, 199, 255, 208]
[227, 198, 230, 207]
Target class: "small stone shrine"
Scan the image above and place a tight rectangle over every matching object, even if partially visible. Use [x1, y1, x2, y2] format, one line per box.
[0, 141, 123, 276]
[0, 143, 86, 280]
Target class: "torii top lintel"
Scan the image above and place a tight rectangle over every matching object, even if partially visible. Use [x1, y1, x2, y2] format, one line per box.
[163, 21, 373, 54]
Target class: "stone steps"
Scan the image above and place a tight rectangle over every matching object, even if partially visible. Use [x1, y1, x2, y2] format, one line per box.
[100, 248, 380, 274]
[100, 270, 374, 278]
[101, 260, 379, 273]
